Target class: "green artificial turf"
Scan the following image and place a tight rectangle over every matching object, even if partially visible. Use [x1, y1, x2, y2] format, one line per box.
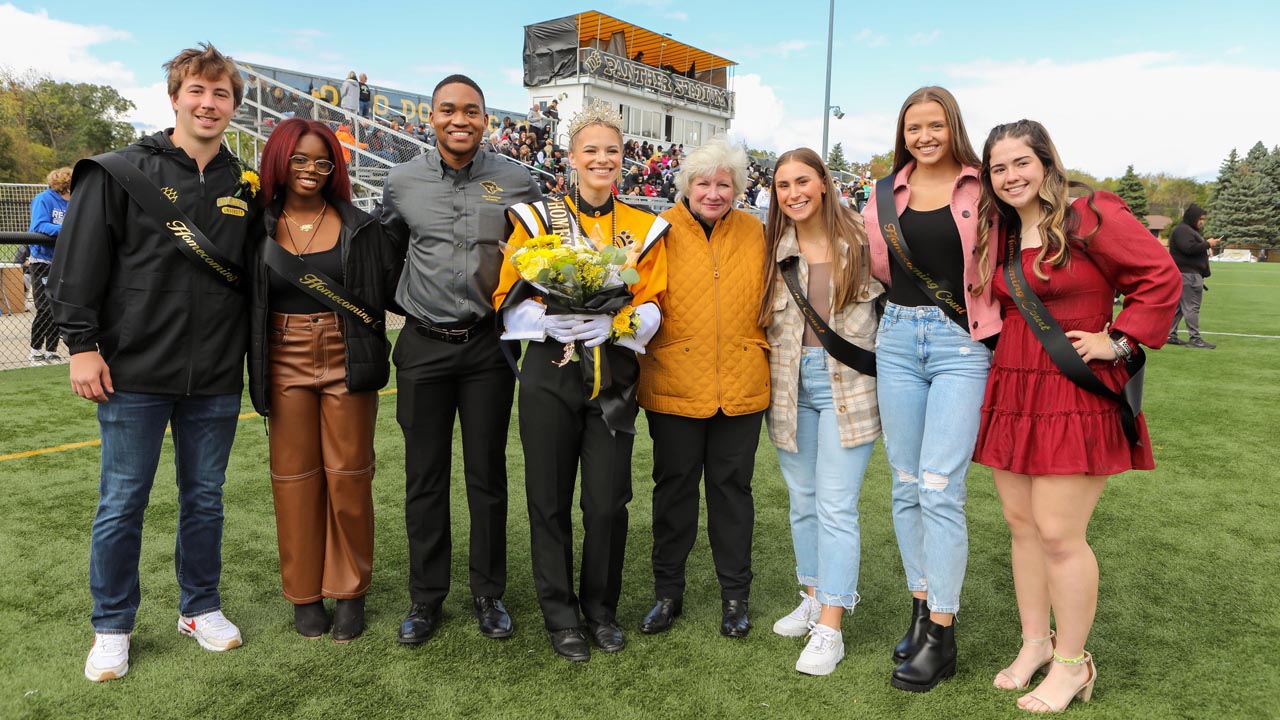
[0, 263, 1277, 719]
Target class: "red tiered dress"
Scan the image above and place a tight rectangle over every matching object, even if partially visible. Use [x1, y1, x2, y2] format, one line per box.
[972, 192, 1181, 476]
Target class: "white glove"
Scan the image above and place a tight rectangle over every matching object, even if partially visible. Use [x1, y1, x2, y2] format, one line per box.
[543, 313, 585, 343]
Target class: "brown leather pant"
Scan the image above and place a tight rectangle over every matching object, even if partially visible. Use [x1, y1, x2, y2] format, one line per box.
[268, 312, 377, 603]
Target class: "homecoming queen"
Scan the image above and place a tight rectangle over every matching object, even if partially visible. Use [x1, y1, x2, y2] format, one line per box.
[493, 98, 670, 663]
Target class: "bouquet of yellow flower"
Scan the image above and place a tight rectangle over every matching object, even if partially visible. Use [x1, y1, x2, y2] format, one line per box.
[510, 233, 640, 341]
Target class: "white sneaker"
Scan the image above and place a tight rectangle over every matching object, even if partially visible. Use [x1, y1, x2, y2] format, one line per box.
[84, 633, 130, 681]
[796, 623, 845, 676]
[28, 348, 46, 366]
[773, 592, 821, 637]
[178, 610, 243, 651]
[42, 349, 62, 362]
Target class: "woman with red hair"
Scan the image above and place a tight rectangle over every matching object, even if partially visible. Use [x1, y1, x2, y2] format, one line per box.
[248, 118, 404, 641]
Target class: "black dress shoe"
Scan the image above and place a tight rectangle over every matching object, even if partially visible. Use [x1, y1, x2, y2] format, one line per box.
[891, 619, 957, 693]
[473, 596, 514, 639]
[547, 627, 590, 662]
[640, 597, 682, 635]
[293, 601, 329, 639]
[893, 597, 930, 663]
[332, 597, 365, 643]
[1166, 335, 1186, 346]
[720, 599, 750, 638]
[397, 602, 443, 645]
[585, 620, 625, 652]
[1188, 338, 1217, 349]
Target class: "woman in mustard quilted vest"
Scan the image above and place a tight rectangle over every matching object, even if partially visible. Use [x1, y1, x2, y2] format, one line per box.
[762, 147, 884, 677]
[636, 138, 769, 639]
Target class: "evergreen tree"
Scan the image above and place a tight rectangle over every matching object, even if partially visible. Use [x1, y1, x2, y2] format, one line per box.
[1114, 165, 1149, 225]
[1211, 166, 1280, 247]
[1205, 149, 1241, 237]
[827, 142, 849, 173]
[1244, 141, 1269, 170]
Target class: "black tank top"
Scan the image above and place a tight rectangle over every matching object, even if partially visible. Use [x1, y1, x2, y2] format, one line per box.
[268, 243, 344, 314]
[887, 205, 966, 308]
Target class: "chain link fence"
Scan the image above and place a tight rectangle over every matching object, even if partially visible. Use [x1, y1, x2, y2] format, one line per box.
[0, 183, 60, 371]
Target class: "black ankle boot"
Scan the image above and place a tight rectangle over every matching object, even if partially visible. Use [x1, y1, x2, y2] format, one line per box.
[294, 601, 329, 638]
[892, 597, 930, 663]
[332, 597, 366, 643]
[891, 619, 956, 693]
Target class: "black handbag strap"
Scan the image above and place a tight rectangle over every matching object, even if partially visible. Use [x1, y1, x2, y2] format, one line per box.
[875, 176, 969, 330]
[263, 240, 384, 332]
[779, 256, 876, 377]
[83, 152, 245, 289]
[1002, 225, 1145, 446]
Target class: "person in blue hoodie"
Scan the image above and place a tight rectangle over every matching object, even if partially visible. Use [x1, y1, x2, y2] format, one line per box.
[27, 167, 71, 363]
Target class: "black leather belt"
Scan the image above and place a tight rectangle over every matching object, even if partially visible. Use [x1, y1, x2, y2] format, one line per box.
[411, 316, 491, 344]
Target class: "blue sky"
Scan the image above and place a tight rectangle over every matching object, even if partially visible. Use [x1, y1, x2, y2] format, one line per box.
[3, 1, 1279, 179]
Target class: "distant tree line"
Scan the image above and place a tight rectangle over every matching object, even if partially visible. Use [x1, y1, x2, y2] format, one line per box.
[1204, 142, 1280, 248]
[0, 69, 138, 183]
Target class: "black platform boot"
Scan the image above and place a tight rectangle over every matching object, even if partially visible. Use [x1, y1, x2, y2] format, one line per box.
[891, 619, 956, 693]
[892, 597, 930, 663]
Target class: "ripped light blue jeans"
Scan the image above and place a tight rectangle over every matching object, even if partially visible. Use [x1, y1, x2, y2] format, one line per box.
[775, 348, 875, 610]
[875, 303, 991, 614]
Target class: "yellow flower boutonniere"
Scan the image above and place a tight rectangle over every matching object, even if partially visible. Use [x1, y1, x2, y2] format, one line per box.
[240, 170, 260, 198]
[610, 304, 639, 340]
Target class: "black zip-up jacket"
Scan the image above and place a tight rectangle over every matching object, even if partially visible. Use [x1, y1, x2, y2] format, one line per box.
[247, 199, 406, 416]
[1169, 204, 1211, 277]
[48, 130, 260, 395]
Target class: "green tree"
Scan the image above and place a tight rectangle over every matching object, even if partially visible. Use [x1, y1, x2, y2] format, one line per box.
[866, 150, 893, 180]
[1114, 165, 1150, 225]
[0, 69, 136, 177]
[1207, 148, 1240, 214]
[826, 142, 849, 173]
[746, 147, 777, 161]
[1211, 165, 1280, 247]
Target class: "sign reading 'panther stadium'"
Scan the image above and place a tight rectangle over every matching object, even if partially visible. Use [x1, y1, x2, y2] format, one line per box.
[579, 49, 731, 113]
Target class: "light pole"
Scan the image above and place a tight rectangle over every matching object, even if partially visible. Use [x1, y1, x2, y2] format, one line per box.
[820, 0, 836, 160]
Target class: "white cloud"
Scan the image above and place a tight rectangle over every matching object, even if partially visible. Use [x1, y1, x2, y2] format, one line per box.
[854, 29, 889, 48]
[0, 4, 132, 85]
[666, 11, 688, 21]
[910, 30, 941, 46]
[730, 51, 1280, 179]
[943, 52, 1280, 178]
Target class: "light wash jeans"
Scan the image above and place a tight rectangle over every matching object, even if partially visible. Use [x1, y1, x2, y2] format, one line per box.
[775, 348, 875, 609]
[875, 303, 991, 614]
[91, 391, 241, 632]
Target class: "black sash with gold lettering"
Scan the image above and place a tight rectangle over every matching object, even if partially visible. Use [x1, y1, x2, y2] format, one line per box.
[779, 256, 876, 377]
[1002, 223, 1145, 446]
[875, 176, 968, 331]
[81, 152, 244, 289]
[263, 240, 384, 332]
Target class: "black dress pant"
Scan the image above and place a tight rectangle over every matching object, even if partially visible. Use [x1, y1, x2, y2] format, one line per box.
[646, 409, 761, 602]
[394, 322, 515, 607]
[29, 262, 58, 352]
[519, 340, 638, 631]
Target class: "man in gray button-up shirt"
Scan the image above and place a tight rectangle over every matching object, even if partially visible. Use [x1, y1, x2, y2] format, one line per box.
[379, 74, 540, 645]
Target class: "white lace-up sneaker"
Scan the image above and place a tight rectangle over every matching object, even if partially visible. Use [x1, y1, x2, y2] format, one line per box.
[84, 633, 130, 681]
[178, 610, 243, 651]
[773, 591, 822, 637]
[28, 348, 46, 366]
[796, 623, 845, 676]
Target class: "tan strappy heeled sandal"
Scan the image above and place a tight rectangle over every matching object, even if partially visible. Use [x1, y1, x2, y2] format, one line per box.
[1020, 650, 1097, 713]
[994, 630, 1055, 690]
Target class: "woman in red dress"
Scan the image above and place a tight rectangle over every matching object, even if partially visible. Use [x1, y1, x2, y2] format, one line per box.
[971, 120, 1179, 713]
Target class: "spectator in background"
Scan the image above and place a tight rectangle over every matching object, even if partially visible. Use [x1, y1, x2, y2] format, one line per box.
[755, 183, 771, 212]
[1167, 204, 1219, 348]
[527, 102, 544, 130]
[358, 73, 372, 119]
[334, 123, 365, 163]
[27, 166, 71, 364]
[340, 71, 359, 115]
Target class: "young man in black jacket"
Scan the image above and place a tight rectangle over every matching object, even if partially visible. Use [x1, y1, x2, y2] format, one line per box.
[49, 44, 260, 682]
[1167, 204, 1220, 348]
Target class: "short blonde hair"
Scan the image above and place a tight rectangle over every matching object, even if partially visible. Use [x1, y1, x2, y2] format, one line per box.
[46, 167, 72, 194]
[164, 43, 243, 107]
[675, 137, 748, 199]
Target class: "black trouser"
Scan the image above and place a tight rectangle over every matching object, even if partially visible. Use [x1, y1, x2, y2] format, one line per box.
[520, 340, 638, 631]
[29, 262, 58, 352]
[394, 321, 515, 607]
[646, 409, 762, 602]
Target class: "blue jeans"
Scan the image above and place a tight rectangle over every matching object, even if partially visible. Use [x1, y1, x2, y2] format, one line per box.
[775, 348, 875, 609]
[875, 303, 991, 614]
[90, 391, 241, 633]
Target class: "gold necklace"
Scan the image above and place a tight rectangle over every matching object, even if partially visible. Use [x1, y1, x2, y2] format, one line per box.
[282, 208, 324, 255]
[573, 187, 617, 248]
[283, 204, 327, 233]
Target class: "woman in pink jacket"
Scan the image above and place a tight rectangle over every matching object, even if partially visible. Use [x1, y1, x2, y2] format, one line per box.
[862, 86, 1000, 693]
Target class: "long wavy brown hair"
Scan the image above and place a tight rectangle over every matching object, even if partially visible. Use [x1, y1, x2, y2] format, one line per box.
[758, 147, 869, 327]
[891, 86, 980, 175]
[974, 119, 1101, 294]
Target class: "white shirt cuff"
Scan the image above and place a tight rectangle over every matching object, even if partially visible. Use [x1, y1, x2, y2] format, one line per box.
[499, 298, 547, 341]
